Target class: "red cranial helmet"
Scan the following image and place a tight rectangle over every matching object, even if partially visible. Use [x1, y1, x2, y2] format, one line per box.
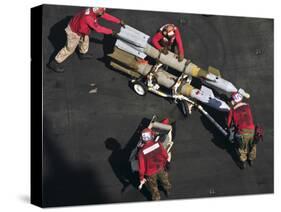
[161, 118, 170, 125]
[141, 128, 155, 142]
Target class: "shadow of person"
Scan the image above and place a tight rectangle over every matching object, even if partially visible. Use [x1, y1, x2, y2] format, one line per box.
[105, 138, 134, 192]
[97, 34, 117, 70]
[105, 118, 152, 200]
[199, 106, 241, 168]
[47, 16, 72, 64]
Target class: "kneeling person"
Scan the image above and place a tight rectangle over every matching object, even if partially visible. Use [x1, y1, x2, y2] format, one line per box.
[151, 24, 185, 62]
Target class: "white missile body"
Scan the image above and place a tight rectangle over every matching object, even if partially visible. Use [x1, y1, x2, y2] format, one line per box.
[116, 25, 249, 99]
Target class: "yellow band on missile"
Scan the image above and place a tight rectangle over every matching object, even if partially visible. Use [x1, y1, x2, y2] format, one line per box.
[191, 66, 208, 78]
[190, 66, 200, 77]
[180, 84, 194, 97]
[187, 63, 207, 78]
[208, 66, 221, 77]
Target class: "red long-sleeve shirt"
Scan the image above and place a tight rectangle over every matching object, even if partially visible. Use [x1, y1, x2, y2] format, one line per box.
[69, 8, 120, 36]
[138, 140, 168, 180]
[151, 27, 184, 57]
[227, 102, 255, 132]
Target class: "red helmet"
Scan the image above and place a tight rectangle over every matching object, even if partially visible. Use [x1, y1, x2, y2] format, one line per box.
[231, 92, 243, 104]
[141, 128, 155, 142]
[161, 118, 170, 125]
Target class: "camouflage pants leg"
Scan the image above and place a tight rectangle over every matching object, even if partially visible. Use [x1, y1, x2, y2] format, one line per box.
[145, 170, 171, 200]
[145, 174, 161, 201]
[248, 144, 257, 161]
[238, 133, 255, 162]
[55, 25, 81, 63]
[157, 170, 172, 193]
[78, 35, 89, 54]
[238, 141, 248, 162]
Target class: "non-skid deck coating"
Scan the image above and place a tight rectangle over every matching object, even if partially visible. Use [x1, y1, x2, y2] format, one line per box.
[41, 5, 273, 207]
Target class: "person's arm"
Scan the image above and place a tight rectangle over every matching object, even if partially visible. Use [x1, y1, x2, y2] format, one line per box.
[151, 32, 164, 50]
[159, 143, 168, 161]
[227, 109, 233, 128]
[174, 27, 184, 57]
[138, 151, 146, 181]
[85, 16, 113, 35]
[101, 12, 121, 24]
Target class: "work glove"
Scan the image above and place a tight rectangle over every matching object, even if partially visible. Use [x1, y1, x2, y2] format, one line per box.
[138, 179, 146, 190]
[160, 47, 169, 55]
[177, 54, 184, 62]
[120, 20, 126, 28]
[112, 31, 118, 38]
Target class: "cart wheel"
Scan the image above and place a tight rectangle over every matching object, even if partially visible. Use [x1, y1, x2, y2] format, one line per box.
[132, 80, 147, 96]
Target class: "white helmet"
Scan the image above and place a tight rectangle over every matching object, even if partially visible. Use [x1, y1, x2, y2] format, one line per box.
[92, 7, 106, 13]
[231, 92, 243, 104]
[141, 128, 155, 142]
[161, 24, 176, 38]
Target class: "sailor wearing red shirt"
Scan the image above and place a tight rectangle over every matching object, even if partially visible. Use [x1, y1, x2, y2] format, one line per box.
[137, 128, 171, 200]
[151, 24, 185, 62]
[49, 7, 125, 73]
[227, 92, 256, 169]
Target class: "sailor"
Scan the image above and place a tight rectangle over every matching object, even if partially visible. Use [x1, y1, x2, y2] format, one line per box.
[137, 128, 171, 200]
[49, 7, 125, 73]
[227, 92, 256, 169]
[151, 24, 185, 62]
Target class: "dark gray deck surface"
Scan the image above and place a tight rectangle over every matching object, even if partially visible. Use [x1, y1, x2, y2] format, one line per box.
[41, 5, 273, 207]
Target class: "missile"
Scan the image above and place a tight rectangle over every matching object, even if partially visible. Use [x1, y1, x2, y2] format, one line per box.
[109, 47, 230, 112]
[116, 25, 249, 98]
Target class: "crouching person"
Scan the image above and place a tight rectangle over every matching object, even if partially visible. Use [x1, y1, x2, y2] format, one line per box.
[137, 128, 171, 200]
[151, 24, 185, 62]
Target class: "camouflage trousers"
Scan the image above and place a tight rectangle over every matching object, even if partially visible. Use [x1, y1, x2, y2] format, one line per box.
[145, 169, 171, 201]
[238, 130, 256, 162]
[55, 25, 89, 63]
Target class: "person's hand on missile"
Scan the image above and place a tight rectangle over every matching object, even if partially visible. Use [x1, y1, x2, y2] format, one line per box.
[111, 31, 118, 38]
[120, 20, 126, 28]
[178, 54, 184, 62]
[160, 47, 169, 55]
